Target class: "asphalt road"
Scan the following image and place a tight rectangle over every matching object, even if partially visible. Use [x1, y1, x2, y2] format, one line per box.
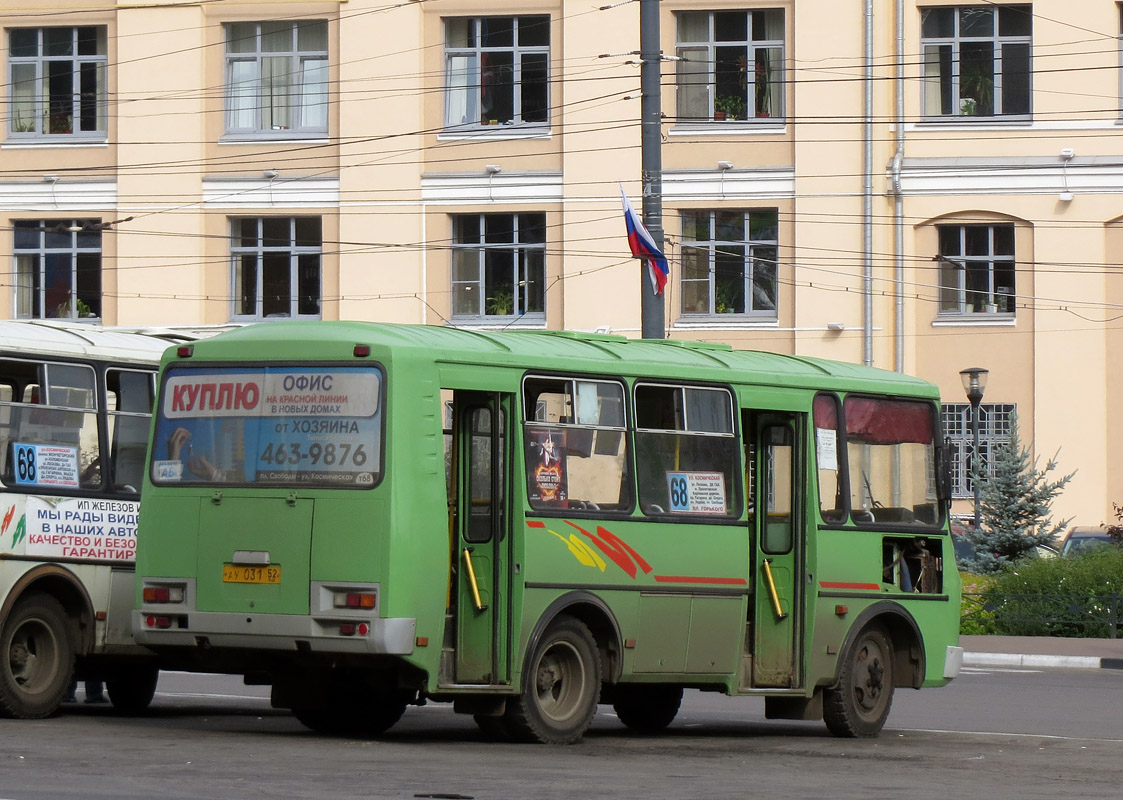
[1, 666, 1120, 800]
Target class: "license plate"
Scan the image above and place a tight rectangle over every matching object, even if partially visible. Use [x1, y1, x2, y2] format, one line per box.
[222, 564, 281, 584]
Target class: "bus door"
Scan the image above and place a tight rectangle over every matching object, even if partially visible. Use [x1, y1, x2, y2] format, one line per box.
[450, 391, 511, 685]
[749, 412, 801, 688]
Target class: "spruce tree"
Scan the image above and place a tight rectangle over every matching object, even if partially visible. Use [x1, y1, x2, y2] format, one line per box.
[959, 413, 1074, 574]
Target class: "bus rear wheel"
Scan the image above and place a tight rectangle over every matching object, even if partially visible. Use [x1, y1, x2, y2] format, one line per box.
[504, 615, 601, 744]
[612, 684, 683, 732]
[0, 594, 74, 719]
[823, 624, 894, 737]
[106, 664, 160, 714]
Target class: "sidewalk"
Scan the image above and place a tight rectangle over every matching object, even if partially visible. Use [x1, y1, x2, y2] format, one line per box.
[961, 635, 1123, 670]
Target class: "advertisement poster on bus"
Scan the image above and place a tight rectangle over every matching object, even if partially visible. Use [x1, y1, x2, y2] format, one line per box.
[150, 366, 381, 487]
[526, 428, 568, 506]
[22, 496, 139, 561]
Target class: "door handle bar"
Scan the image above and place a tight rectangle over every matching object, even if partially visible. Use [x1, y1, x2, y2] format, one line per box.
[762, 558, 788, 620]
[462, 547, 488, 611]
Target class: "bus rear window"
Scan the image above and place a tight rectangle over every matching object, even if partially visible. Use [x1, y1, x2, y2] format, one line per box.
[151, 365, 382, 488]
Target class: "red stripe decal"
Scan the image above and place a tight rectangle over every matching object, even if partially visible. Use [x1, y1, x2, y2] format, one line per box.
[526, 521, 546, 529]
[654, 575, 748, 586]
[820, 581, 881, 591]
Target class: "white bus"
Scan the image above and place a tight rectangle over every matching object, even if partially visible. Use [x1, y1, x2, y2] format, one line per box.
[0, 321, 203, 717]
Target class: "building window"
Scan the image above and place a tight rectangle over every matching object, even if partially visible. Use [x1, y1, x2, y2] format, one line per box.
[225, 21, 328, 135]
[937, 224, 1015, 315]
[13, 220, 101, 320]
[921, 5, 1031, 118]
[231, 217, 322, 320]
[675, 10, 784, 122]
[8, 27, 107, 136]
[942, 402, 1015, 498]
[680, 209, 778, 317]
[451, 213, 546, 321]
[444, 16, 550, 128]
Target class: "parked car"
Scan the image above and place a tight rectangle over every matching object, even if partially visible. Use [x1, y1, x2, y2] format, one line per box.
[1060, 526, 1116, 556]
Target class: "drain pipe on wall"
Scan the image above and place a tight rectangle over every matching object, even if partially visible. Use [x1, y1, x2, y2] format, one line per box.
[893, 0, 905, 374]
[862, 0, 875, 368]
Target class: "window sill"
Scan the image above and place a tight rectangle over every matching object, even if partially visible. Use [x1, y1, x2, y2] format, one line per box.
[669, 121, 785, 136]
[931, 313, 1016, 327]
[220, 132, 329, 144]
[3, 137, 108, 149]
[448, 317, 547, 329]
[674, 316, 779, 330]
[437, 127, 551, 142]
[912, 118, 1032, 130]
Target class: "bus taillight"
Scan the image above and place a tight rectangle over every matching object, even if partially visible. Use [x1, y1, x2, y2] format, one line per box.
[146, 616, 174, 629]
[143, 586, 185, 604]
[334, 591, 376, 610]
[176, 345, 193, 358]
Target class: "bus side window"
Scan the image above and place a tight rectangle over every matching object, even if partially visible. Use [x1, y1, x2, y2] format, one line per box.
[107, 369, 155, 492]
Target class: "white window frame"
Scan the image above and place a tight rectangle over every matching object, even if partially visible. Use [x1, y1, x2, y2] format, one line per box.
[443, 16, 550, 130]
[450, 213, 547, 322]
[675, 9, 784, 124]
[7, 26, 107, 138]
[224, 21, 329, 137]
[13, 219, 102, 320]
[920, 5, 1032, 119]
[680, 209, 779, 318]
[936, 223, 1016, 316]
[230, 217, 322, 321]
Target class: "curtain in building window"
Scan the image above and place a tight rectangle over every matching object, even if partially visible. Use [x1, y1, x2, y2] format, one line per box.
[228, 60, 257, 129]
[445, 54, 476, 126]
[300, 58, 328, 129]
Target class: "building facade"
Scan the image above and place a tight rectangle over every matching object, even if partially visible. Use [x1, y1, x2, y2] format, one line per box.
[2, 0, 1120, 527]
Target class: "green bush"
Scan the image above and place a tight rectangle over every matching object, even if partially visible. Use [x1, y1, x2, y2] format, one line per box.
[963, 547, 1123, 637]
[959, 572, 999, 634]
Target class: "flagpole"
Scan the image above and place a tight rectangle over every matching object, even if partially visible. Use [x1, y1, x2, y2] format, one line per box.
[639, 0, 665, 339]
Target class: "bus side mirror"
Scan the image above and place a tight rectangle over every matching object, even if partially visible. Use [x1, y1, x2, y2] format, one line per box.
[935, 443, 953, 502]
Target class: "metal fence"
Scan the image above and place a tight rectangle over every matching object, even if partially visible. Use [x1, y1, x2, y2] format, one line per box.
[962, 593, 1122, 639]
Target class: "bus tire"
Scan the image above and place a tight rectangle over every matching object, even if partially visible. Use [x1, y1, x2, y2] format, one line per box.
[612, 684, 683, 732]
[293, 689, 408, 738]
[505, 615, 601, 744]
[823, 623, 894, 738]
[106, 664, 160, 714]
[0, 593, 74, 719]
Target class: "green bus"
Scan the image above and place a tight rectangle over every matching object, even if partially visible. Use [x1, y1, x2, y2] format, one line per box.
[134, 321, 963, 743]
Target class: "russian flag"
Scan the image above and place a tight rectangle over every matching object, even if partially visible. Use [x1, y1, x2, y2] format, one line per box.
[620, 185, 669, 296]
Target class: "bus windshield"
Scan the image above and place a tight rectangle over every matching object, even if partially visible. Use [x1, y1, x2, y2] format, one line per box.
[150, 365, 382, 488]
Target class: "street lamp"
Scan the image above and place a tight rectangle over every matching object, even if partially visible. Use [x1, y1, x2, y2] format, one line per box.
[959, 367, 989, 531]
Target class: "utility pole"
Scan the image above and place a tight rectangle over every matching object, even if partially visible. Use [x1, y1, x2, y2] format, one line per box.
[639, 0, 665, 339]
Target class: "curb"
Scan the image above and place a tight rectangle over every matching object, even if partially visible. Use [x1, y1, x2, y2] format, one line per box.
[964, 652, 1123, 670]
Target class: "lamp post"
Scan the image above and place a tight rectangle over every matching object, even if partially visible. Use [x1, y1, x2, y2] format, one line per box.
[959, 367, 989, 531]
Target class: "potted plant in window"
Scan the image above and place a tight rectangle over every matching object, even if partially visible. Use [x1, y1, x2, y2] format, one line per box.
[486, 288, 515, 316]
[958, 60, 993, 116]
[714, 94, 746, 122]
[714, 281, 739, 314]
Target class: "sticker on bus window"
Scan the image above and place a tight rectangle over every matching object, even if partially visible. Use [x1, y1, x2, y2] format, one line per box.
[12, 443, 80, 488]
[667, 471, 726, 514]
[816, 428, 838, 471]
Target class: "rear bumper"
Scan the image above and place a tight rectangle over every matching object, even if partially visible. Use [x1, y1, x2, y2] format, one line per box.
[943, 645, 964, 679]
[132, 608, 416, 654]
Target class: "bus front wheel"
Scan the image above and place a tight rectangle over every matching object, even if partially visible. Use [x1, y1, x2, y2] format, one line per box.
[823, 624, 894, 737]
[505, 615, 601, 744]
[293, 687, 409, 737]
[0, 593, 74, 719]
[612, 684, 683, 732]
